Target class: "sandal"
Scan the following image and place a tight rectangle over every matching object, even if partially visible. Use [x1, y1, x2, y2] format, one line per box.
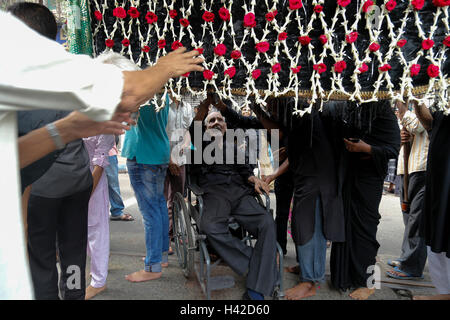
[386, 267, 424, 280]
[110, 213, 135, 221]
[387, 259, 401, 268]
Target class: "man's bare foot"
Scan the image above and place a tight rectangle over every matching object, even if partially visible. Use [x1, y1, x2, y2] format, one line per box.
[125, 270, 162, 282]
[349, 287, 375, 300]
[284, 265, 300, 275]
[285, 282, 316, 300]
[85, 285, 106, 300]
[413, 294, 450, 300]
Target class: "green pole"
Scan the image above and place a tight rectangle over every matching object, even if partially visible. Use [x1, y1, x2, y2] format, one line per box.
[66, 0, 93, 56]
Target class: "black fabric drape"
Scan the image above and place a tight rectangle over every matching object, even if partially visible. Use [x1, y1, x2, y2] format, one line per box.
[422, 112, 450, 258]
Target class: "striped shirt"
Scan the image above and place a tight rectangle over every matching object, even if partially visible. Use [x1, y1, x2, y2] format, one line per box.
[397, 110, 429, 175]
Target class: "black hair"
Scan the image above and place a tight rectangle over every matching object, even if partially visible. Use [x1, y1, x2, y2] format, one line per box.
[7, 2, 57, 40]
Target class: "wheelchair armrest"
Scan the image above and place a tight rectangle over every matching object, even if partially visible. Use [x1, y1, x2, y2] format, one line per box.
[256, 192, 270, 213]
[187, 182, 204, 196]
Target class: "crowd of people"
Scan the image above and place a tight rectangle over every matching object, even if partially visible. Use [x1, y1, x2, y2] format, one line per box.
[0, 3, 448, 301]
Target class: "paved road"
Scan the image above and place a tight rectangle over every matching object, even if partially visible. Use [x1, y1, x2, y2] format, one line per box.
[88, 165, 436, 300]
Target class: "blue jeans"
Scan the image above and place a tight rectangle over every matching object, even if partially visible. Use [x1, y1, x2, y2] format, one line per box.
[105, 155, 125, 217]
[127, 160, 169, 272]
[297, 196, 327, 283]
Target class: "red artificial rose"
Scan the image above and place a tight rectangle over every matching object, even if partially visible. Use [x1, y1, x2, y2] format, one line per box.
[298, 35, 311, 45]
[314, 5, 323, 13]
[94, 10, 102, 21]
[444, 36, 450, 47]
[224, 66, 236, 78]
[203, 70, 215, 80]
[202, 11, 215, 22]
[128, 7, 140, 18]
[171, 41, 183, 50]
[411, 0, 424, 10]
[231, 50, 242, 59]
[410, 64, 421, 76]
[252, 69, 261, 80]
[105, 39, 114, 48]
[362, 0, 374, 12]
[289, 0, 303, 10]
[313, 63, 327, 74]
[255, 41, 270, 53]
[121, 39, 130, 47]
[319, 35, 328, 44]
[214, 44, 227, 56]
[169, 10, 177, 19]
[337, 0, 351, 7]
[358, 63, 369, 73]
[145, 12, 158, 24]
[346, 32, 358, 43]
[182, 72, 190, 77]
[291, 66, 302, 74]
[244, 13, 256, 28]
[397, 39, 407, 47]
[157, 39, 166, 49]
[334, 60, 347, 73]
[179, 18, 190, 27]
[142, 45, 150, 53]
[265, 11, 278, 22]
[422, 39, 434, 50]
[195, 48, 204, 55]
[379, 64, 392, 72]
[219, 7, 231, 21]
[113, 7, 126, 19]
[278, 32, 288, 41]
[385, 0, 397, 11]
[432, 0, 450, 7]
[369, 42, 380, 52]
[272, 63, 281, 73]
[427, 64, 439, 77]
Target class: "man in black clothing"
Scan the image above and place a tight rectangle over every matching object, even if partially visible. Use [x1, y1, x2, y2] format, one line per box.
[189, 96, 278, 300]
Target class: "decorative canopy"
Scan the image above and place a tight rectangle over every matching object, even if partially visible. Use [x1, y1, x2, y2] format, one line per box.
[90, 0, 449, 114]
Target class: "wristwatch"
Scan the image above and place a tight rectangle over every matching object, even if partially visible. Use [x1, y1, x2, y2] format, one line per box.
[45, 122, 66, 150]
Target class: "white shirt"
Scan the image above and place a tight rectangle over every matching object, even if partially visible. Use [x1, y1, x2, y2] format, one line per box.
[166, 99, 193, 148]
[0, 11, 124, 121]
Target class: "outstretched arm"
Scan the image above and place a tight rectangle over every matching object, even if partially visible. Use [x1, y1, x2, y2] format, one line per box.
[411, 100, 433, 131]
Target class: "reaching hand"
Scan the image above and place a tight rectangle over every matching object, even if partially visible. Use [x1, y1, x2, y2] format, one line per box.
[156, 47, 205, 78]
[400, 128, 412, 144]
[248, 176, 270, 195]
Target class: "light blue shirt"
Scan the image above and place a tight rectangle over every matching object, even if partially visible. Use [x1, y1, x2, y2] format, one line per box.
[121, 96, 170, 165]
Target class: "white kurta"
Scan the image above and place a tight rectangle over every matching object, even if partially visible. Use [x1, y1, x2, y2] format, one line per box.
[0, 11, 125, 299]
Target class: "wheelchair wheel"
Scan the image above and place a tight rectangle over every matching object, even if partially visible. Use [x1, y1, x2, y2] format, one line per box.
[173, 192, 195, 278]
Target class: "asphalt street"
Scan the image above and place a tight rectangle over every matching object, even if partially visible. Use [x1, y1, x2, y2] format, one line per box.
[86, 161, 437, 300]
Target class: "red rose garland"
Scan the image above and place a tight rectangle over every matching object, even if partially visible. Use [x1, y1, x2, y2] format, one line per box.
[346, 32, 358, 43]
[272, 63, 281, 73]
[265, 10, 278, 22]
[334, 61, 347, 73]
[121, 39, 130, 47]
[369, 42, 380, 52]
[105, 39, 114, 48]
[313, 63, 327, 74]
[289, 0, 303, 10]
[363, 0, 374, 12]
[444, 36, 450, 47]
[278, 32, 288, 41]
[203, 70, 215, 80]
[224, 66, 236, 78]
[379, 64, 392, 72]
[157, 39, 166, 49]
[410, 64, 421, 76]
[411, 0, 424, 10]
[214, 44, 227, 56]
[182, 72, 190, 77]
[397, 39, 407, 47]
[171, 41, 183, 50]
[169, 10, 177, 19]
[427, 64, 439, 77]
[298, 36, 311, 45]
[358, 63, 369, 73]
[291, 66, 302, 74]
[142, 45, 150, 53]
[195, 48, 204, 55]
[231, 50, 241, 59]
[244, 13, 256, 28]
[432, 0, 450, 7]
[422, 39, 434, 50]
[113, 7, 126, 19]
[218, 7, 230, 21]
[252, 69, 261, 80]
[385, 0, 397, 11]
[255, 42, 270, 53]
[319, 35, 328, 44]
[179, 18, 190, 27]
[145, 12, 158, 24]
[337, 0, 351, 7]
[314, 5, 323, 13]
[94, 10, 102, 21]
[202, 11, 215, 22]
[128, 7, 140, 19]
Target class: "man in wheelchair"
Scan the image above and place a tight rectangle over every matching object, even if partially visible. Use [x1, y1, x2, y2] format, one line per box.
[186, 95, 279, 300]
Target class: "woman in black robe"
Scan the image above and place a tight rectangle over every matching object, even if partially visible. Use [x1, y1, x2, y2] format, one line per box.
[330, 100, 400, 299]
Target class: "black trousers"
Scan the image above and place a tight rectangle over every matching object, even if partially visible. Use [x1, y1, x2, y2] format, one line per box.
[274, 172, 294, 255]
[199, 182, 278, 296]
[27, 186, 91, 300]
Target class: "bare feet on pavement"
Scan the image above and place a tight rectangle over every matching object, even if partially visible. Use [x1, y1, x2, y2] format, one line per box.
[284, 265, 300, 275]
[125, 270, 162, 282]
[85, 285, 106, 300]
[349, 287, 375, 300]
[285, 282, 316, 300]
[413, 294, 450, 300]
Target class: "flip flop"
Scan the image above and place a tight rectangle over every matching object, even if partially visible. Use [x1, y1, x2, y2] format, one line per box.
[110, 213, 135, 221]
[386, 267, 424, 280]
[387, 259, 401, 268]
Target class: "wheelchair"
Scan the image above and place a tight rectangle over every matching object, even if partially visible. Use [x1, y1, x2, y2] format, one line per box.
[172, 167, 285, 300]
